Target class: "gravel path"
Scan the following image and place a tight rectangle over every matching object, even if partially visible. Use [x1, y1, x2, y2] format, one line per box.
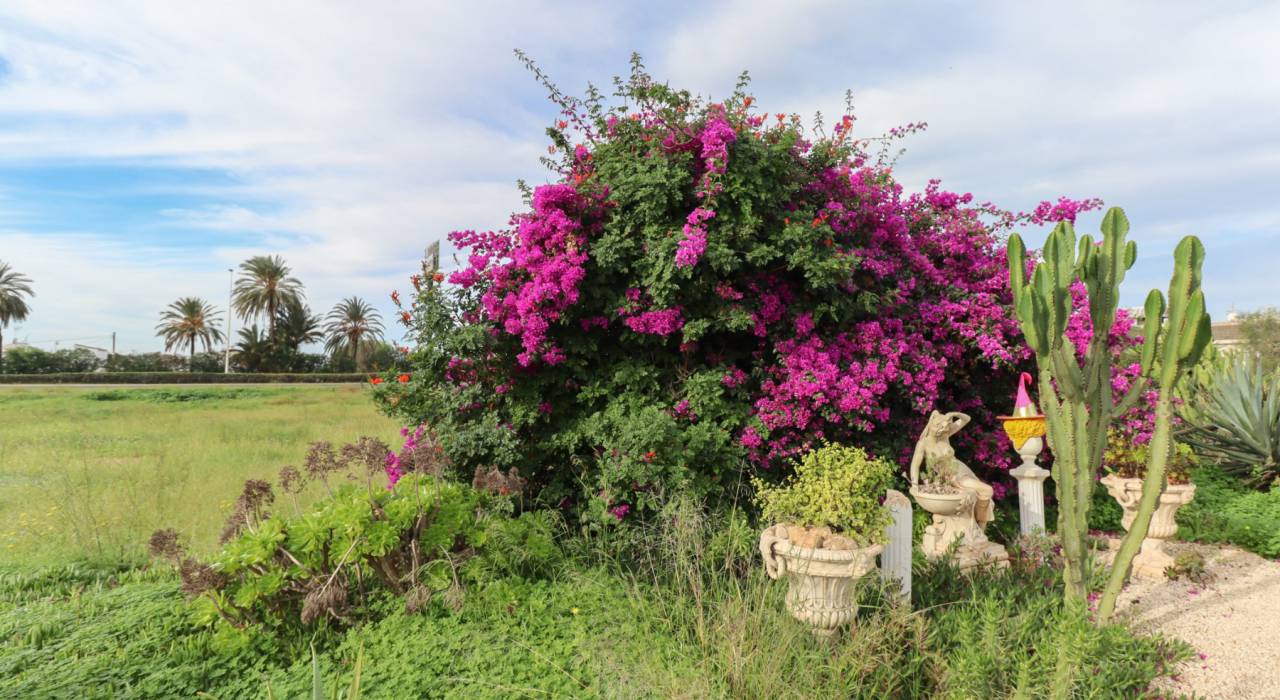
[1116, 542, 1280, 699]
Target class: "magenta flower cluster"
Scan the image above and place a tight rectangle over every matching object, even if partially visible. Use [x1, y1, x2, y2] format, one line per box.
[449, 185, 607, 367]
[384, 424, 428, 489]
[401, 78, 1109, 513]
[674, 112, 735, 269]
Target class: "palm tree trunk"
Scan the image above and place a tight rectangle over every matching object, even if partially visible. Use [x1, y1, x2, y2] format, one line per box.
[0, 326, 5, 368]
[353, 335, 361, 372]
[190, 338, 196, 372]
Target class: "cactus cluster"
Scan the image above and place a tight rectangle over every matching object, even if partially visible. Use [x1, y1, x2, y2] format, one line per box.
[1007, 206, 1211, 621]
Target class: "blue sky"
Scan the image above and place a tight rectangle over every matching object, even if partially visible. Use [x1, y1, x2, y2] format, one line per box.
[0, 1, 1276, 352]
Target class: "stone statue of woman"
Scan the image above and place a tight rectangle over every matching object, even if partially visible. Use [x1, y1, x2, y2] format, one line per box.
[909, 410, 995, 527]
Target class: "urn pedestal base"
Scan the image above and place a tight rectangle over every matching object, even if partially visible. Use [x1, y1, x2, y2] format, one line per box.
[911, 487, 1009, 572]
[1101, 475, 1197, 581]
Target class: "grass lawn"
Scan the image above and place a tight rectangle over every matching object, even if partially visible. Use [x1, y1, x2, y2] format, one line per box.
[0, 386, 1191, 698]
[0, 385, 398, 568]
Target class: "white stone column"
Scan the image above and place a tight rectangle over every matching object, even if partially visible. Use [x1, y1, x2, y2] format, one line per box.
[879, 489, 912, 601]
[1009, 436, 1051, 536]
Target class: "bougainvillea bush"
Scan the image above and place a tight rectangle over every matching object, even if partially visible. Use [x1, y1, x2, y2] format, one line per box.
[376, 58, 1104, 522]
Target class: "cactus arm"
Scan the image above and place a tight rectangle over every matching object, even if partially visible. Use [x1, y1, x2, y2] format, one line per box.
[1139, 290, 1165, 375]
[1096, 396, 1175, 620]
[1039, 370, 1089, 599]
[1050, 344, 1085, 401]
[1096, 234, 1210, 623]
[1008, 233, 1028, 298]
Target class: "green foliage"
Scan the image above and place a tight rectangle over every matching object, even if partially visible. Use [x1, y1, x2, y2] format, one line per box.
[753, 443, 893, 542]
[182, 474, 562, 632]
[0, 565, 275, 696]
[1008, 207, 1211, 620]
[1164, 549, 1211, 586]
[1237, 307, 1280, 374]
[1177, 467, 1280, 558]
[1104, 430, 1196, 484]
[0, 346, 101, 374]
[0, 508, 1189, 699]
[1180, 352, 1280, 489]
[84, 388, 269, 403]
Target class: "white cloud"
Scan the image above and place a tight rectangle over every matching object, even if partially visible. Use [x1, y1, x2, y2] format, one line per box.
[0, 1, 1277, 350]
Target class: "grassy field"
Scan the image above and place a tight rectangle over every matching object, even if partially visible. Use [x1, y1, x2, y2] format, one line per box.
[0, 385, 398, 568]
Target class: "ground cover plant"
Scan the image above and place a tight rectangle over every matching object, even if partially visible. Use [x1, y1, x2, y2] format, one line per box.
[1177, 466, 1280, 558]
[0, 385, 397, 568]
[0, 494, 1190, 698]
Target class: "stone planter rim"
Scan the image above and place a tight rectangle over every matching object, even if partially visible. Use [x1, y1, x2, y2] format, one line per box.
[1100, 473, 1197, 495]
[772, 539, 884, 563]
[909, 485, 973, 516]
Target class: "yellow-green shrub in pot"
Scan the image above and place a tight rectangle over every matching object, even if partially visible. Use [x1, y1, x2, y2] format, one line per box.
[1100, 430, 1198, 579]
[755, 443, 894, 636]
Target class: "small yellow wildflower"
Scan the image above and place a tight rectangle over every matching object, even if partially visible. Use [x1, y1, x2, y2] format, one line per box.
[570, 607, 580, 616]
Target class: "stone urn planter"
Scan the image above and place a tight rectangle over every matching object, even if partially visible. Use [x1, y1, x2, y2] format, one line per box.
[759, 524, 883, 637]
[909, 486, 1009, 570]
[1100, 474, 1197, 579]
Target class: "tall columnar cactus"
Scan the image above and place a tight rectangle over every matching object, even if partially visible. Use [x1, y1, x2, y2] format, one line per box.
[1007, 207, 1210, 621]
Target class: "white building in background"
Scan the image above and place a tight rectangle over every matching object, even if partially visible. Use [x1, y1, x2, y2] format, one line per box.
[1210, 310, 1246, 353]
[1121, 306, 1247, 353]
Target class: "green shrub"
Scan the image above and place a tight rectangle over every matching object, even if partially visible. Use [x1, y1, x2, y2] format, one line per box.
[752, 443, 894, 542]
[0, 346, 100, 374]
[163, 462, 562, 633]
[1177, 466, 1280, 558]
[1103, 430, 1196, 484]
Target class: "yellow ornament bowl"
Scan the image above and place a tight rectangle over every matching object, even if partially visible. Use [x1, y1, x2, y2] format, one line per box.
[999, 415, 1046, 450]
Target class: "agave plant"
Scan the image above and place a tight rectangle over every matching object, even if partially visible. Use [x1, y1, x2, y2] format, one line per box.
[1179, 353, 1280, 489]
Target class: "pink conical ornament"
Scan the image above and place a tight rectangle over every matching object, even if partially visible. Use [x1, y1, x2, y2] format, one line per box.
[1013, 371, 1039, 418]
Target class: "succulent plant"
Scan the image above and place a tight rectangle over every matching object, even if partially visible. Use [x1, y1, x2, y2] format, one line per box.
[1179, 353, 1280, 489]
[1007, 206, 1211, 622]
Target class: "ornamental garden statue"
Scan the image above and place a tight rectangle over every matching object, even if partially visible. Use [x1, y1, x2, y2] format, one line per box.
[908, 410, 1009, 570]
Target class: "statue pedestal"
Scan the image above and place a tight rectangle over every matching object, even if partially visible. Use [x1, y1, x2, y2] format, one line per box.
[910, 487, 1009, 572]
[1009, 437, 1050, 536]
[879, 489, 912, 601]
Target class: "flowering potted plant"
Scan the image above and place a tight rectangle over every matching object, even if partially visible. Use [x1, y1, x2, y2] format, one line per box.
[755, 443, 894, 636]
[1100, 431, 1197, 578]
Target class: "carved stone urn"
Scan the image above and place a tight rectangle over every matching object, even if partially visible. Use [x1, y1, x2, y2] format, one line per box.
[909, 486, 1009, 571]
[1100, 475, 1197, 579]
[759, 524, 883, 637]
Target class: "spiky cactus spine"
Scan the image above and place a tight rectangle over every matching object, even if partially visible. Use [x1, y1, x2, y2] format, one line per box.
[1007, 207, 1210, 620]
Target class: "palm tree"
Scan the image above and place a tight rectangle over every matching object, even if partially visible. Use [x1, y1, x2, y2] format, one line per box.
[232, 255, 304, 339]
[324, 297, 384, 371]
[155, 297, 225, 366]
[274, 298, 323, 352]
[0, 261, 35, 367]
[231, 325, 272, 373]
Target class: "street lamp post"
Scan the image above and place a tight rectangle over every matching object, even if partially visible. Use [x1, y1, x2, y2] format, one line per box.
[224, 268, 234, 373]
